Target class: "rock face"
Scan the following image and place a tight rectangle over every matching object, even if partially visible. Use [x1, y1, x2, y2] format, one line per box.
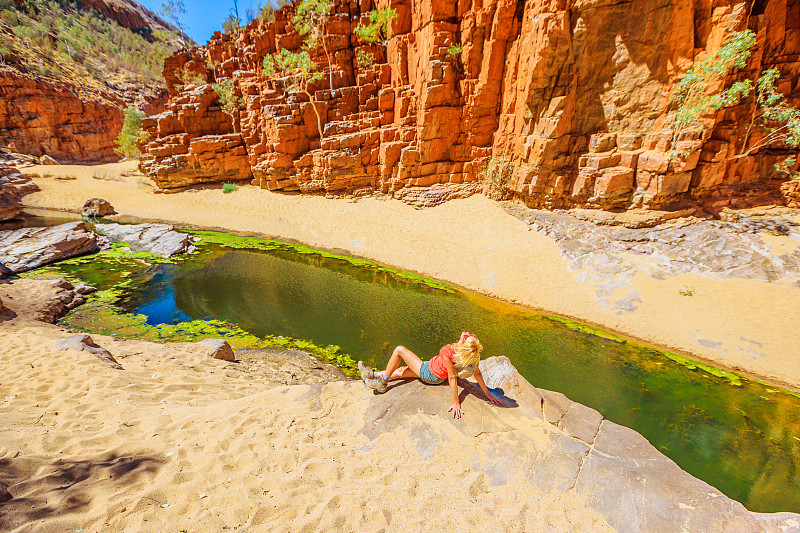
[82, 198, 116, 217]
[140, 0, 799, 211]
[355, 356, 800, 532]
[0, 166, 39, 221]
[0, 68, 124, 163]
[98, 223, 196, 257]
[0, 221, 100, 274]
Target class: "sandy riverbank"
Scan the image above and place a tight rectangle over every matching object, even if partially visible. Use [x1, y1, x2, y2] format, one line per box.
[0, 278, 615, 532]
[20, 161, 800, 392]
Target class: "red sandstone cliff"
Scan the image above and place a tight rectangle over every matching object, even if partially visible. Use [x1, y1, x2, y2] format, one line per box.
[0, 0, 175, 163]
[139, 0, 800, 212]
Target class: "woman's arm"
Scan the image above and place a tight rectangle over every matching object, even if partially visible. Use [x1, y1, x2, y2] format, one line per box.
[473, 368, 502, 405]
[443, 356, 462, 418]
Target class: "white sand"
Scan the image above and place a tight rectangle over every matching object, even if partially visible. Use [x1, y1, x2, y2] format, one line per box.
[20, 161, 800, 392]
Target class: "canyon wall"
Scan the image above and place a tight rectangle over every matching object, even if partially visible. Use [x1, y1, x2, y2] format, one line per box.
[0, 68, 125, 162]
[140, 0, 800, 212]
[0, 0, 174, 163]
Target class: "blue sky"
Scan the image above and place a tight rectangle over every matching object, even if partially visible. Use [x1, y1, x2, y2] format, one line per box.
[137, 0, 267, 45]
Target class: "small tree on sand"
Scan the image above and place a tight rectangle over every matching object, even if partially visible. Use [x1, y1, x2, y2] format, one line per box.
[114, 107, 147, 159]
[263, 48, 324, 137]
[671, 29, 800, 172]
[160, 0, 189, 49]
[292, 0, 334, 89]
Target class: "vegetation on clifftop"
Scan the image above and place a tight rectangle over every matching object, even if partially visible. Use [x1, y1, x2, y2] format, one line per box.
[0, 0, 185, 96]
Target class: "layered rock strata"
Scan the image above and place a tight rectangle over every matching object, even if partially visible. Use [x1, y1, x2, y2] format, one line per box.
[0, 221, 101, 274]
[0, 165, 39, 221]
[97, 223, 197, 257]
[0, 68, 125, 162]
[140, 0, 799, 211]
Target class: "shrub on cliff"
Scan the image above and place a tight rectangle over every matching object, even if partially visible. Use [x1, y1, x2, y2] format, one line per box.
[292, 0, 334, 88]
[671, 29, 800, 176]
[263, 49, 324, 137]
[257, 0, 287, 22]
[353, 7, 397, 68]
[114, 108, 147, 159]
[211, 78, 243, 130]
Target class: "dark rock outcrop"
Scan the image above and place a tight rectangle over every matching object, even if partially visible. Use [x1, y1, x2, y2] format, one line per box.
[0, 221, 100, 274]
[0, 482, 11, 503]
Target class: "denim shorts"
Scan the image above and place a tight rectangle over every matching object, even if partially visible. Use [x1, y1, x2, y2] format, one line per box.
[419, 361, 446, 385]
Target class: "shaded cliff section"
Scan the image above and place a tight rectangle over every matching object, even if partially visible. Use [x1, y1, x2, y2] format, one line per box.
[0, 0, 179, 163]
[139, 0, 800, 212]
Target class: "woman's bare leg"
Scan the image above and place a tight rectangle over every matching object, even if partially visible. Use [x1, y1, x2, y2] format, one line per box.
[380, 345, 424, 380]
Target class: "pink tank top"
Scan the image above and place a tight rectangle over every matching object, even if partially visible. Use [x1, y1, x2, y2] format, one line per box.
[428, 344, 455, 379]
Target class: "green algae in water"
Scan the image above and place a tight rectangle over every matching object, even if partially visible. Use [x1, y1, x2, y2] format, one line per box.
[545, 315, 629, 344]
[189, 229, 454, 292]
[59, 288, 359, 378]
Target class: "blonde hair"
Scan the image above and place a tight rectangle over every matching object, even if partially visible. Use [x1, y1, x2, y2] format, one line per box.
[453, 336, 483, 371]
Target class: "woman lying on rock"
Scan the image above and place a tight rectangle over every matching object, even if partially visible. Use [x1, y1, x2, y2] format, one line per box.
[358, 331, 501, 418]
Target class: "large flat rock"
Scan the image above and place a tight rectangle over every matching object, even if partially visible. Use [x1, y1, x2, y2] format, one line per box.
[343, 356, 800, 532]
[98, 223, 196, 257]
[0, 221, 99, 274]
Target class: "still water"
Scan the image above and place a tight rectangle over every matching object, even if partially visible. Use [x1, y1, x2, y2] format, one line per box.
[20, 213, 795, 514]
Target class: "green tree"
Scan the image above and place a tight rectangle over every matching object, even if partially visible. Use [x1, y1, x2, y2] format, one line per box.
[671, 29, 800, 171]
[114, 107, 147, 159]
[353, 7, 397, 68]
[292, 0, 334, 89]
[160, 0, 189, 49]
[223, 0, 242, 35]
[258, 0, 288, 22]
[211, 78, 243, 129]
[353, 8, 397, 45]
[263, 48, 324, 136]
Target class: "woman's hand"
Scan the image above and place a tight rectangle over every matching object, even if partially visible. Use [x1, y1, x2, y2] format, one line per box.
[448, 402, 463, 418]
[485, 392, 502, 405]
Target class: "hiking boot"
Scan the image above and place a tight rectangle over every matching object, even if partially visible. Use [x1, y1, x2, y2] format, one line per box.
[358, 360, 377, 381]
[364, 374, 388, 393]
